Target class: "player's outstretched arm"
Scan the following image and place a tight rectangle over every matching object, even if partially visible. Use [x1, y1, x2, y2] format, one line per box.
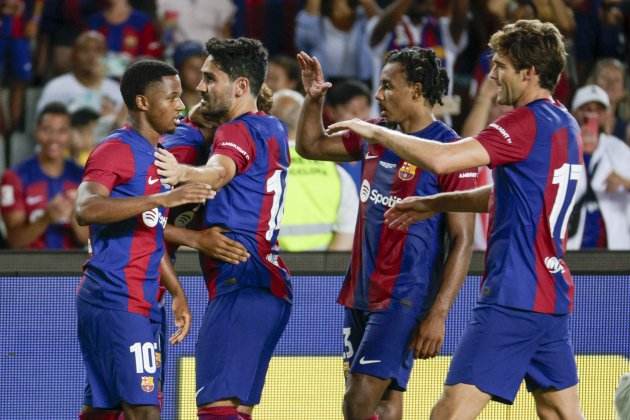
[75, 181, 215, 225]
[159, 255, 191, 345]
[385, 185, 492, 230]
[295, 52, 359, 162]
[164, 225, 250, 264]
[327, 119, 492, 173]
[154, 148, 233, 188]
[410, 211, 474, 359]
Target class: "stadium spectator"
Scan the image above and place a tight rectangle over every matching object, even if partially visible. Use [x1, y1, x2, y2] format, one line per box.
[589, 58, 630, 144]
[74, 59, 212, 418]
[265, 54, 302, 93]
[154, 38, 292, 420]
[272, 89, 358, 251]
[0, 0, 44, 166]
[88, 0, 162, 78]
[69, 107, 100, 167]
[36, 31, 124, 120]
[295, 0, 380, 87]
[567, 84, 630, 250]
[0, 102, 87, 249]
[338, 19, 585, 418]
[366, 0, 470, 120]
[172, 40, 206, 113]
[296, 47, 477, 420]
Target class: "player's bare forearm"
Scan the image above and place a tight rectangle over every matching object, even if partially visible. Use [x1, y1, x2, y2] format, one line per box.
[70, 216, 89, 245]
[76, 183, 163, 225]
[180, 164, 227, 187]
[296, 95, 353, 162]
[159, 255, 186, 299]
[164, 224, 200, 249]
[428, 212, 475, 318]
[429, 185, 492, 214]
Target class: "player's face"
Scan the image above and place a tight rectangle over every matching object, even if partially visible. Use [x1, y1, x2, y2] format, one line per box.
[144, 75, 185, 135]
[375, 62, 419, 123]
[489, 53, 525, 107]
[196, 56, 234, 121]
[36, 113, 71, 161]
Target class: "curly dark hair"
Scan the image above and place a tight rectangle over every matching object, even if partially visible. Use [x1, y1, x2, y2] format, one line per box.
[489, 19, 566, 91]
[120, 59, 178, 110]
[383, 47, 449, 106]
[205, 37, 268, 97]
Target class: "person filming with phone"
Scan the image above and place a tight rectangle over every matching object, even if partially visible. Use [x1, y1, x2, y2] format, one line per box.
[567, 84, 630, 250]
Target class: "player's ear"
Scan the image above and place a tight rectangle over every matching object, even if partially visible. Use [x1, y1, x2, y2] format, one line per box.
[412, 82, 423, 101]
[135, 94, 149, 111]
[235, 77, 249, 98]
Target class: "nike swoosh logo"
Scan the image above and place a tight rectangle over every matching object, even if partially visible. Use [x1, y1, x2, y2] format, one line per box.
[365, 153, 378, 160]
[359, 356, 381, 365]
[148, 176, 160, 185]
[25, 195, 44, 205]
[195, 386, 205, 398]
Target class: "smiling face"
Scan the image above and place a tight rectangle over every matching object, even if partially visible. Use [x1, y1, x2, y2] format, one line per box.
[143, 75, 185, 135]
[196, 56, 235, 121]
[489, 53, 527, 107]
[374, 62, 419, 123]
[36, 113, 71, 162]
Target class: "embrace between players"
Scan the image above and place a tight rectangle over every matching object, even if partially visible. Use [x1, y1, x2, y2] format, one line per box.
[75, 19, 585, 420]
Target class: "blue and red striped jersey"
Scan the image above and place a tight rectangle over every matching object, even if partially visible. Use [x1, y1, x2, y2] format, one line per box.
[199, 112, 292, 302]
[476, 98, 583, 315]
[77, 127, 169, 317]
[0, 156, 83, 249]
[88, 9, 161, 58]
[338, 120, 478, 311]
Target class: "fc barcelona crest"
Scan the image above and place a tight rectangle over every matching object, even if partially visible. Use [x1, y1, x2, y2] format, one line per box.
[398, 162, 417, 181]
[141, 376, 155, 393]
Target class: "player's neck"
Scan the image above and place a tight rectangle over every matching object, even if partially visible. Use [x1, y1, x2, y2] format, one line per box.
[38, 155, 65, 178]
[228, 96, 258, 121]
[398, 108, 435, 134]
[129, 115, 161, 146]
[515, 86, 553, 108]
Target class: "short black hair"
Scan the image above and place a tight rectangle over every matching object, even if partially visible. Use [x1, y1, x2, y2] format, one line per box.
[384, 47, 448, 106]
[37, 102, 70, 125]
[71, 107, 100, 127]
[205, 37, 268, 96]
[120, 59, 178, 110]
[326, 80, 372, 107]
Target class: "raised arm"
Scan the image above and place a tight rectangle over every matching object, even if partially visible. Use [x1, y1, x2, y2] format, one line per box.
[369, 0, 412, 47]
[327, 118, 490, 174]
[411, 211, 474, 359]
[295, 52, 360, 162]
[75, 181, 214, 225]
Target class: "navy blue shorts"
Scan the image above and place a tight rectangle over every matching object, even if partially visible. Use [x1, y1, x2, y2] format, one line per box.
[343, 299, 424, 391]
[0, 38, 32, 81]
[195, 288, 291, 407]
[77, 298, 160, 409]
[446, 304, 578, 404]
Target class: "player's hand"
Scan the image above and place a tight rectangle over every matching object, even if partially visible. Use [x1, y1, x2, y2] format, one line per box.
[325, 118, 381, 143]
[155, 148, 187, 185]
[297, 51, 332, 100]
[410, 312, 446, 359]
[196, 226, 250, 264]
[169, 294, 191, 345]
[189, 101, 221, 130]
[158, 183, 216, 208]
[384, 196, 436, 230]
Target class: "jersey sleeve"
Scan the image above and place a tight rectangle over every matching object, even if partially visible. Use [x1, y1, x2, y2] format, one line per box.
[475, 107, 537, 168]
[438, 167, 479, 192]
[83, 140, 135, 192]
[0, 170, 25, 215]
[212, 122, 257, 173]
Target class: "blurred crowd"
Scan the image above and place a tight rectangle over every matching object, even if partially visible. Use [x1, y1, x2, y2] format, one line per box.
[0, 0, 628, 251]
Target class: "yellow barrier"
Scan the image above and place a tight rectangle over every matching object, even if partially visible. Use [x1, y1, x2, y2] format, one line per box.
[178, 355, 629, 419]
